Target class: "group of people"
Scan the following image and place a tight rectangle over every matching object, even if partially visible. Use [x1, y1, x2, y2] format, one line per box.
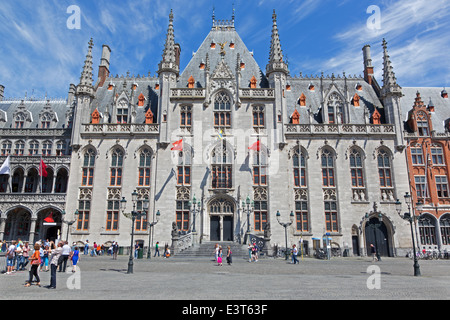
[247, 242, 259, 262]
[3, 239, 80, 289]
[214, 244, 232, 266]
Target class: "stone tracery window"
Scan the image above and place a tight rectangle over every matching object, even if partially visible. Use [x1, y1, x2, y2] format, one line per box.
[214, 91, 231, 128]
[327, 92, 344, 124]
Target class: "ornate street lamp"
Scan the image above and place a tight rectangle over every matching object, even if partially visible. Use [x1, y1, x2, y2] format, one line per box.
[146, 209, 161, 259]
[242, 196, 254, 244]
[276, 210, 294, 260]
[396, 193, 421, 276]
[120, 190, 145, 274]
[62, 209, 79, 242]
[188, 195, 201, 233]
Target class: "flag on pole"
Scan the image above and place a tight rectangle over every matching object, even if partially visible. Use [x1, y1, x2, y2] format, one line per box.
[44, 212, 55, 223]
[0, 155, 11, 175]
[39, 158, 48, 177]
[248, 140, 261, 151]
[218, 130, 224, 140]
[171, 139, 183, 151]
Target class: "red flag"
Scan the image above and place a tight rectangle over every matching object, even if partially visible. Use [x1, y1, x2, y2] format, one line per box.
[171, 139, 183, 151]
[44, 212, 54, 223]
[39, 159, 48, 177]
[248, 141, 261, 151]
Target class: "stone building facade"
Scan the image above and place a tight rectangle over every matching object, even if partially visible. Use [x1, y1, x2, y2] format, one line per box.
[1, 10, 449, 256]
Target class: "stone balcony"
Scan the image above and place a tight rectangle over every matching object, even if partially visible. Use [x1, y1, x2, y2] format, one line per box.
[239, 88, 275, 100]
[170, 88, 206, 99]
[82, 123, 159, 137]
[285, 123, 395, 136]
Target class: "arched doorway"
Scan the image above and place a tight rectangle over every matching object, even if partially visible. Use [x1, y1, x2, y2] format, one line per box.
[4, 208, 32, 241]
[364, 217, 392, 257]
[208, 197, 235, 242]
[36, 209, 63, 242]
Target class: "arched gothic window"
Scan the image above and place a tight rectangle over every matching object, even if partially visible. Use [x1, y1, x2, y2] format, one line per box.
[327, 93, 344, 124]
[82, 148, 96, 186]
[214, 91, 231, 128]
[211, 141, 232, 189]
[138, 149, 152, 187]
[110, 148, 124, 186]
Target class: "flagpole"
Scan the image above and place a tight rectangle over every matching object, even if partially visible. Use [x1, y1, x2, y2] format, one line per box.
[40, 156, 43, 193]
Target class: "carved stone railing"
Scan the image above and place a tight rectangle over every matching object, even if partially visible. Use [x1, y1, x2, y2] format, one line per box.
[240, 88, 275, 100]
[170, 88, 206, 99]
[0, 193, 66, 215]
[0, 155, 71, 167]
[82, 123, 159, 136]
[0, 128, 71, 137]
[285, 124, 396, 136]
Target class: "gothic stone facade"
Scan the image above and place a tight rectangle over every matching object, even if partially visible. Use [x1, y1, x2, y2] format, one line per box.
[2, 10, 449, 256]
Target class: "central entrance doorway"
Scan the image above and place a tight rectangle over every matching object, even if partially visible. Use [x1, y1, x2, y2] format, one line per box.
[209, 198, 235, 242]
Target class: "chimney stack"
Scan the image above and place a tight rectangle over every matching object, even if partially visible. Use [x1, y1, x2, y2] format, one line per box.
[98, 44, 111, 87]
[0, 85, 4, 101]
[362, 45, 374, 85]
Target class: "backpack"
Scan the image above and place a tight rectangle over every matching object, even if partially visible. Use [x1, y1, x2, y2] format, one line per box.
[7, 248, 15, 259]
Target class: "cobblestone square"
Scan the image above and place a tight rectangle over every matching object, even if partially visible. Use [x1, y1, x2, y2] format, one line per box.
[2, 254, 449, 301]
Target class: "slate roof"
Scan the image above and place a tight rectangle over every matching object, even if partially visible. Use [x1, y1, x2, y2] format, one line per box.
[400, 87, 450, 134]
[0, 99, 70, 129]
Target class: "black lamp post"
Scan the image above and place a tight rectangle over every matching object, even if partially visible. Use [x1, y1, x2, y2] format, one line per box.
[242, 196, 254, 244]
[188, 195, 201, 233]
[120, 190, 148, 274]
[62, 209, 79, 242]
[146, 210, 160, 259]
[276, 210, 294, 260]
[396, 193, 421, 276]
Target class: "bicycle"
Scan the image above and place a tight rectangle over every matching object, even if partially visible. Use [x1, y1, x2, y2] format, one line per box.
[313, 248, 326, 260]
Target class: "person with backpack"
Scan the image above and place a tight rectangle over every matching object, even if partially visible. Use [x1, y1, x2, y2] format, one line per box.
[6, 241, 16, 274]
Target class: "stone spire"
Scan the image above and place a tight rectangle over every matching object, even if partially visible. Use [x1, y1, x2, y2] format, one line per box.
[381, 38, 401, 97]
[266, 10, 288, 76]
[158, 9, 179, 76]
[76, 38, 95, 97]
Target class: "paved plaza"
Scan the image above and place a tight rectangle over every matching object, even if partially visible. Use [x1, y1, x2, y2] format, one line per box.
[1, 253, 449, 301]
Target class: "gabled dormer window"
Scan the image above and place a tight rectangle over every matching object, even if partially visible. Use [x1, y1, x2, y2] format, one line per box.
[416, 111, 429, 136]
[14, 113, 25, 128]
[117, 99, 128, 124]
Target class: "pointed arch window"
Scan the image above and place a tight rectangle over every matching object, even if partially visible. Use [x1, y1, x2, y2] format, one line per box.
[211, 141, 232, 189]
[327, 93, 344, 124]
[117, 99, 129, 124]
[377, 149, 392, 188]
[110, 148, 124, 186]
[138, 149, 152, 187]
[14, 113, 25, 128]
[82, 148, 96, 187]
[252, 147, 268, 186]
[293, 148, 306, 187]
[177, 145, 192, 186]
[321, 148, 335, 187]
[14, 140, 25, 156]
[349, 149, 364, 188]
[419, 216, 437, 245]
[214, 91, 231, 128]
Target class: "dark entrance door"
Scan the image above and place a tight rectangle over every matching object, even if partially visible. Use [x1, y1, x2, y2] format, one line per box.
[223, 216, 233, 241]
[210, 216, 220, 241]
[352, 236, 360, 256]
[365, 218, 390, 257]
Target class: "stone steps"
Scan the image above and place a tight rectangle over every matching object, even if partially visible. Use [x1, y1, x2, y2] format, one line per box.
[175, 242, 251, 258]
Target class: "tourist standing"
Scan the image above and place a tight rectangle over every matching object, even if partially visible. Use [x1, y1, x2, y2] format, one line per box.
[25, 243, 41, 287]
[292, 244, 299, 264]
[226, 246, 232, 265]
[71, 247, 80, 272]
[46, 241, 62, 289]
[6, 241, 16, 274]
[84, 240, 89, 255]
[154, 241, 160, 257]
[22, 242, 30, 270]
[217, 246, 223, 266]
[247, 243, 253, 262]
[59, 241, 71, 272]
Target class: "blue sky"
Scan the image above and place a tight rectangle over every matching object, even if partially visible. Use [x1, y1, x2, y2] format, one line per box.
[1, 0, 449, 99]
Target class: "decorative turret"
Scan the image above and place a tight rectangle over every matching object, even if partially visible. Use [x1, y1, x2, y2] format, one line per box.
[266, 10, 288, 76]
[158, 10, 179, 76]
[381, 38, 401, 98]
[76, 38, 95, 97]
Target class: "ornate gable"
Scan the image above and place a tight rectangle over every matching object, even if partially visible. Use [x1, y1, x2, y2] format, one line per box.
[211, 58, 234, 80]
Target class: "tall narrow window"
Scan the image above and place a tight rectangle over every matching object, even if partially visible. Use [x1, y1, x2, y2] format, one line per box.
[134, 200, 148, 231]
[419, 216, 437, 245]
[410, 146, 424, 165]
[211, 141, 232, 189]
[295, 200, 308, 232]
[42, 141, 52, 156]
[414, 176, 428, 199]
[29, 141, 39, 156]
[416, 112, 429, 136]
[138, 149, 151, 187]
[180, 106, 192, 129]
[435, 176, 449, 198]
[254, 201, 267, 231]
[1, 140, 12, 156]
[327, 93, 344, 124]
[321, 149, 335, 187]
[253, 148, 267, 186]
[176, 200, 190, 231]
[293, 149, 306, 187]
[324, 201, 338, 232]
[117, 100, 128, 124]
[431, 145, 445, 165]
[441, 217, 450, 245]
[14, 140, 25, 156]
[214, 91, 231, 128]
[14, 113, 25, 128]
[253, 106, 265, 129]
[177, 146, 192, 186]
[77, 200, 90, 231]
[82, 148, 96, 187]
[349, 149, 364, 188]
[377, 149, 392, 188]
[110, 148, 124, 186]
[106, 200, 120, 231]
